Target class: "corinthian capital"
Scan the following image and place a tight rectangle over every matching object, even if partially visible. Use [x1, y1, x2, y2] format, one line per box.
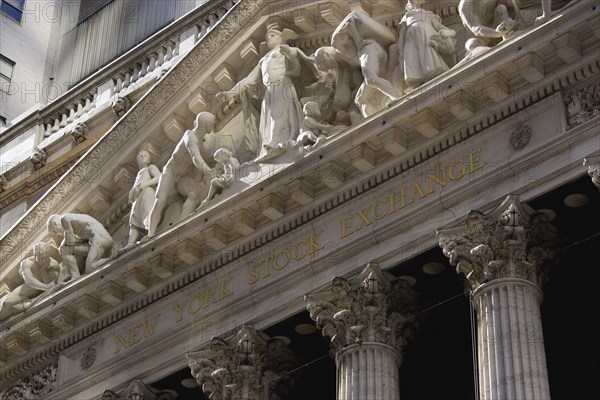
[305, 262, 418, 355]
[583, 156, 600, 191]
[187, 325, 297, 400]
[437, 195, 557, 290]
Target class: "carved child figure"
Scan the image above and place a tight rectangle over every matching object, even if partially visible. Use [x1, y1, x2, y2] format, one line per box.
[0, 242, 62, 320]
[47, 213, 114, 280]
[123, 149, 161, 250]
[458, 0, 523, 57]
[200, 148, 240, 207]
[296, 101, 338, 150]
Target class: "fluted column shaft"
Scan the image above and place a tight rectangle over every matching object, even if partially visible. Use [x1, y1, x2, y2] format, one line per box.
[337, 342, 400, 400]
[474, 278, 549, 400]
[306, 263, 419, 400]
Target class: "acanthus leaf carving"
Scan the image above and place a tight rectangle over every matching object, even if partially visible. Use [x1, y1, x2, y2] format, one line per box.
[0, 361, 58, 400]
[437, 194, 557, 290]
[583, 156, 600, 191]
[187, 325, 298, 400]
[305, 262, 418, 356]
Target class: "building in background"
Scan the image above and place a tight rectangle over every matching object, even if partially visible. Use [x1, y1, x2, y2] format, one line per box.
[0, 1, 598, 399]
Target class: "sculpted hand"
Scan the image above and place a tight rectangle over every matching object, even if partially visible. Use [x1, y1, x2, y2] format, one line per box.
[279, 44, 293, 57]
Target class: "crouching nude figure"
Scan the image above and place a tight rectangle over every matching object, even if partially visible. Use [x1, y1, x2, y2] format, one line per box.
[47, 213, 113, 280]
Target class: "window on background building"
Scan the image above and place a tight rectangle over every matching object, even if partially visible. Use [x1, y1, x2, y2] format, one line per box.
[0, 55, 15, 93]
[1, 0, 25, 23]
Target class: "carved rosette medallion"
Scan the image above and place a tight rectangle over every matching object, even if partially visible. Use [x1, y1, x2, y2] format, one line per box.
[80, 346, 97, 370]
[71, 122, 89, 144]
[0, 362, 58, 399]
[583, 156, 600, 191]
[30, 148, 48, 170]
[187, 325, 298, 400]
[305, 262, 419, 356]
[102, 379, 177, 400]
[510, 124, 532, 149]
[437, 195, 557, 291]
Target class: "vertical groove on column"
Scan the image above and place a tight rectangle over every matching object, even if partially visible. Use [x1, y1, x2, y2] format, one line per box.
[359, 348, 366, 399]
[336, 344, 401, 400]
[477, 297, 492, 399]
[500, 284, 515, 399]
[524, 284, 541, 399]
[517, 284, 534, 400]
[375, 348, 382, 400]
[508, 284, 525, 400]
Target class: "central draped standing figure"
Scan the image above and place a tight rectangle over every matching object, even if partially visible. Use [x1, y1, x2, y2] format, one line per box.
[217, 23, 319, 162]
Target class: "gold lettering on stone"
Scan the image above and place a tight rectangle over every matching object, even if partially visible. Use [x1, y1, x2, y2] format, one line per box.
[340, 149, 484, 239]
[247, 231, 325, 284]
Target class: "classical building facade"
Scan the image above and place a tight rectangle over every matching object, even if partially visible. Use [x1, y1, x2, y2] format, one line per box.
[0, 1, 598, 399]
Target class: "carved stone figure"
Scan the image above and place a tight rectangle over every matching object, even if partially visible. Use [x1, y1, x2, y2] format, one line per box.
[112, 96, 132, 117]
[199, 148, 239, 208]
[123, 149, 161, 250]
[296, 101, 344, 150]
[458, 0, 523, 59]
[71, 122, 88, 144]
[147, 112, 215, 237]
[217, 23, 319, 162]
[47, 213, 114, 280]
[307, 46, 363, 127]
[535, 0, 552, 26]
[394, 0, 457, 93]
[331, 12, 400, 117]
[0, 362, 58, 399]
[30, 147, 48, 170]
[0, 242, 62, 320]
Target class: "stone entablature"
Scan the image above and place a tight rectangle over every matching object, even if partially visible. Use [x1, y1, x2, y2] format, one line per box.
[0, 0, 599, 394]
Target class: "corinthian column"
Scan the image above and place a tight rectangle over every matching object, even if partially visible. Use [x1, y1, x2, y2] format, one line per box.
[437, 195, 557, 400]
[186, 325, 297, 400]
[305, 262, 418, 400]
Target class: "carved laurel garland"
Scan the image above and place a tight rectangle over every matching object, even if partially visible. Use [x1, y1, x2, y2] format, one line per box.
[0, 0, 267, 263]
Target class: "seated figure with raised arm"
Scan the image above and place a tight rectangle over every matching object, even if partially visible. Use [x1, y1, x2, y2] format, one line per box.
[47, 213, 114, 280]
[0, 242, 63, 320]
